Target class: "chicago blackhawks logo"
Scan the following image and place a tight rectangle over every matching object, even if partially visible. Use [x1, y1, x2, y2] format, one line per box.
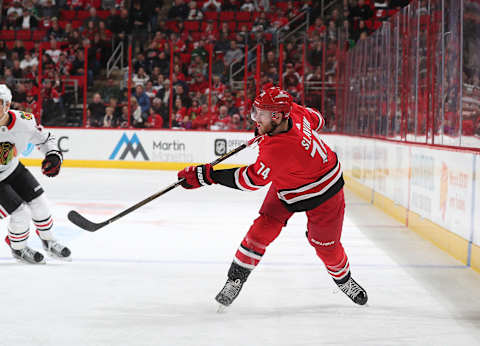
[0, 142, 17, 165]
[20, 112, 33, 120]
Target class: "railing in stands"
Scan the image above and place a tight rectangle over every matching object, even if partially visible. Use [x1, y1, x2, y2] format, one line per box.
[275, 11, 309, 59]
[106, 41, 124, 82]
[229, 43, 264, 90]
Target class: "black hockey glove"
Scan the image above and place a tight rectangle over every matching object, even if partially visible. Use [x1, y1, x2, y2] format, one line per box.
[178, 164, 215, 189]
[42, 151, 63, 177]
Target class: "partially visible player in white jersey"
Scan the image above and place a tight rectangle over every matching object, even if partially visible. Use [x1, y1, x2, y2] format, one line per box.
[0, 84, 71, 264]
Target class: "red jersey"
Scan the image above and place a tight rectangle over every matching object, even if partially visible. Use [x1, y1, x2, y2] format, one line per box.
[215, 103, 343, 212]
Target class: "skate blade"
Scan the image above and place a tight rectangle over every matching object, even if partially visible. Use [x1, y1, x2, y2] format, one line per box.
[47, 252, 72, 262]
[14, 257, 46, 265]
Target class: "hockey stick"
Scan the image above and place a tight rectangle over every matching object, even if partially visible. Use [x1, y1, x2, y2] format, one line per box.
[67, 136, 262, 232]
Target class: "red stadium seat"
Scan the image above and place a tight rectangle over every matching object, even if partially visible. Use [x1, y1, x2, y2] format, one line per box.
[60, 10, 76, 21]
[32, 30, 47, 41]
[191, 32, 202, 41]
[23, 41, 35, 51]
[72, 20, 82, 29]
[6, 41, 15, 49]
[97, 10, 110, 20]
[184, 21, 200, 31]
[228, 21, 236, 31]
[204, 11, 218, 20]
[77, 10, 90, 21]
[220, 11, 235, 21]
[236, 11, 251, 21]
[0, 30, 15, 40]
[16, 30, 31, 40]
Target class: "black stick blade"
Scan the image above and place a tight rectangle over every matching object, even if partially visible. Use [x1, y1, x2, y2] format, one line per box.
[67, 210, 108, 232]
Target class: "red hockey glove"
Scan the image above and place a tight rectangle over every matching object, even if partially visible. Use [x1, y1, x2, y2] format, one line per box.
[41, 151, 62, 177]
[178, 164, 215, 189]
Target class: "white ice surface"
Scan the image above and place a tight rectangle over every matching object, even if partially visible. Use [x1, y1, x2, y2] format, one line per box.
[1, 168, 480, 346]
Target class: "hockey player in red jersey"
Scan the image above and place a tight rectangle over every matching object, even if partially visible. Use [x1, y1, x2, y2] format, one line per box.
[178, 85, 368, 309]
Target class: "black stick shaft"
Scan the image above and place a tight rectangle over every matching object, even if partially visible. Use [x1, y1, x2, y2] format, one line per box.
[69, 141, 251, 231]
[102, 143, 248, 226]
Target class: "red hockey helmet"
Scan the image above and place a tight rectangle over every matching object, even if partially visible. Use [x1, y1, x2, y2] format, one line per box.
[253, 86, 293, 119]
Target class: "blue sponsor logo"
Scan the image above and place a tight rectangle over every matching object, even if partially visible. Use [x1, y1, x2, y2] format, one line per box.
[21, 143, 34, 157]
[109, 133, 149, 160]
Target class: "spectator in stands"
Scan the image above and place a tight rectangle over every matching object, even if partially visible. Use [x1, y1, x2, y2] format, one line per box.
[4, 11, 19, 30]
[11, 59, 23, 78]
[222, 0, 241, 11]
[389, 0, 410, 9]
[134, 84, 151, 117]
[132, 67, 150, 87]
[101, 78, 122, 103]
[308, 17, 326, 39]
[224, 40, 243, 66]
[192, 103, 212, 129]
[172, 97, 188, 128]
[352, 20, 369, 42]
[7, 0, 23, 17]
[151, 97, 169, 128]
[327, 19, 337, 42]
[261, 50, 276, 74]
[168, 0, 189, 20]
[12, 41, 26, 60]
[117, 105, 129, 127]
[210, 105, 231, 130]
[252, 11, 269, 33]
[130, 97, 144, 127]
[45, 38, 62, 64]
[108, 7, 130, 47]
[213, 34, 229, 54]
[190, 72, 208, 94]
[240, 0, 256, 12]
[20, 51, 39, 70]
[144, 80, 156, 99]
[202, 0, 221, 12]
[130, 0, 149, 53]
[103, 106, 115, 127]
[16, 8, 39, 29]
[83, 7, 100, 30]
[226, 112, 243, 130]
[191, 40, 209, 63]
[187, 1, 204, 20]
[41, 0, 59, 19]
[349, 0, 373, 21]
[88, 92, 106, 127]
[47, 18, 65, 40]
[145, 107, 164, 128]
[156, 50, 170, 77]
[153, 74, 167, 100]
[211, 52, 227, 80]
[283, 62, 301, 90]
[173, 84, 191, 108]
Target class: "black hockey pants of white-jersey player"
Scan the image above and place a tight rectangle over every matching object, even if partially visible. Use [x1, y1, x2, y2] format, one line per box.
[0, 84, 71, 264]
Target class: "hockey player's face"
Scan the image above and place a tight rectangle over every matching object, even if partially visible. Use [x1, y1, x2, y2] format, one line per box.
[0, 100, 10, 116]
[251, 107, 277, 135]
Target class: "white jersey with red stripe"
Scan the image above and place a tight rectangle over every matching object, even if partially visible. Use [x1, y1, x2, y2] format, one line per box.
[229, 103, 343, 212]
[0, 109, 59, 182]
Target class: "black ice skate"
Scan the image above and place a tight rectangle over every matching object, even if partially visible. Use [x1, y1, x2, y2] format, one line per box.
[215, 278, 244, 311]
[215, 262, 251, 311]
[5, 236, 45, 264]
[40, 238, 71, 261]
[335, 274, 368, 305]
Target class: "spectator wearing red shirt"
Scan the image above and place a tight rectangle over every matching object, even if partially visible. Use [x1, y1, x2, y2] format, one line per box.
[146, 108, 164, 128]
[190, 73, 209, 94]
